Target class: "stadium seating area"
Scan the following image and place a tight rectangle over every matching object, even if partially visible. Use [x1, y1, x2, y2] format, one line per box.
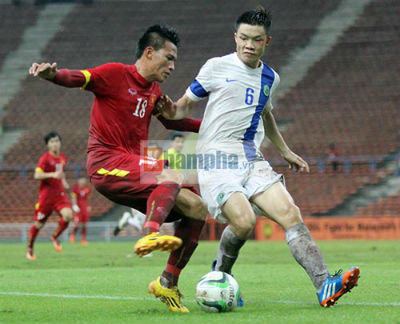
[355, 190, 400, 217]
[0, 169, 113, 222]
[0, 0, 399, 222]
[268, 0, 400, 216]
[0, 4, 40, 68]
[274, 0, 400, 158]
[276, 164, 393, 215]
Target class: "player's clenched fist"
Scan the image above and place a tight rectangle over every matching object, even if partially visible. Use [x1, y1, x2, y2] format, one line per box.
[29, 62, 57, 80]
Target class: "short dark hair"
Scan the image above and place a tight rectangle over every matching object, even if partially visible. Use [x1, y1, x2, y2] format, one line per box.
[44, 131, 61, 144]
[235, 7, 272, 34]
[171, 133, 184, 141]
[135, 24, 180, 59]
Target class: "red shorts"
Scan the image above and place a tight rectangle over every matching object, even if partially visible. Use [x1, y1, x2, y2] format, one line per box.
[34, 193, 71, 223]
[88, 151, 199, 222]
[74, 209, 90, 224]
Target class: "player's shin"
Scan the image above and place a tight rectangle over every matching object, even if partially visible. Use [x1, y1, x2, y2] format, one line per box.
[161, 217, 205, 287]
[285, 222, 329, 291]
[143, 182, 180, 233]
[28, 224, 40, 249]
[52, 218, 69, 240]
[215, 225, 246, 274]
[81, 226, 87, 241]
[72, 224, 79, 236]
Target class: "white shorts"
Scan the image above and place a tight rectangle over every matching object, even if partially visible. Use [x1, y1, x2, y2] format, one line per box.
[198, 160, 284, 222]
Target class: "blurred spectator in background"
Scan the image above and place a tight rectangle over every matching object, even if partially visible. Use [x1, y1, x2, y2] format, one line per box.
[326, 142, 340, 172]
[161, 133, 185, 171]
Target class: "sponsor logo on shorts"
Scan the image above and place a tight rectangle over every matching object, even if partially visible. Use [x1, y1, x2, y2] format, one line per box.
[217, 192, 225, 204]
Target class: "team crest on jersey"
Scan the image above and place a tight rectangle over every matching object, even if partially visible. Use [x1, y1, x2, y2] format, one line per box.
[263, 84, 270, 96]
[217, 192, 225, 204]
[149, 95, 157, 107]
[128, 88, 137, 96]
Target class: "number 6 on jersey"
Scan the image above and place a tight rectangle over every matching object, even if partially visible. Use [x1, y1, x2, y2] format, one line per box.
[245, 87, 254, 105]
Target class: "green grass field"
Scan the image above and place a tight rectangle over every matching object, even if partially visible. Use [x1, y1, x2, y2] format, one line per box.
[0, 240, 399, 324]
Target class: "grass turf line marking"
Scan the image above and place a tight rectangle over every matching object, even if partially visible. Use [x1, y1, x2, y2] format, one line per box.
[0, 291, 148, 301]
[0, 292, 399, 307]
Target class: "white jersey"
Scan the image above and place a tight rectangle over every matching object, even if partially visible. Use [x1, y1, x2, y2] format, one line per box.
[186, 52, 280, 168]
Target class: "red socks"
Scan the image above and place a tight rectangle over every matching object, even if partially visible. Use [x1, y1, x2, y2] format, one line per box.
[162, 217, 205, 287]
[28, 225, 40, 249]
[72, 225, 79, 236]
[28, 218, 70, 250]
[143, 182, 180, 233]
[82, 226, 87, 241]
[52, 218, 69, 239]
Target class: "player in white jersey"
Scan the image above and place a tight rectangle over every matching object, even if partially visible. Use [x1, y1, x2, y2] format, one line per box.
[113, 208, 146, 236]
[158, 7, 359, 307]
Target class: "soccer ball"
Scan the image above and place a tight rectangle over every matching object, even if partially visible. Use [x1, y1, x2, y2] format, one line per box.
[195, 271, 240, 313]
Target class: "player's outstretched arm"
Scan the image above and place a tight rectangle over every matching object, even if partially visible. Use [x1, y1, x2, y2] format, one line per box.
[29, 62, 86, 88]
[156, 115, 201, 133]
[262, 109, 309, 173]
[34, 169, 64, 180]
[156, 95, 196, 120]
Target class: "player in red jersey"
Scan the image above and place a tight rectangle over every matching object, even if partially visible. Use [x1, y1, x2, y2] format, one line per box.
[69, 177, 91, 245]
[26, 131, 73, 260]
[29, 25, 207, 312]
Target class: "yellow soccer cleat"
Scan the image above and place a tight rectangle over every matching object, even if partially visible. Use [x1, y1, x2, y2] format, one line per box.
[148, 277, 189, 313]
[134, 232, 182, 257]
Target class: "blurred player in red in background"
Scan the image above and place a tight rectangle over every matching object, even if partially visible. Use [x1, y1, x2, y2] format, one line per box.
[26, 131, 73, 260]
[69, 177, 91, 245]
[29, 25, 207, 312]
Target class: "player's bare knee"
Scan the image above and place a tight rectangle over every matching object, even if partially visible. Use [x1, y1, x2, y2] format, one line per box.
[232, 224, 253, 239]
[281, 204, 302, 229]
[62, 209, 73, 222]
[231, 213, 255, 238]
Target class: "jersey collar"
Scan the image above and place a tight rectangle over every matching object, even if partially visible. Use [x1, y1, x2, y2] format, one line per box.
[131, 65, 152, 88]
[233, 52, 264, 72]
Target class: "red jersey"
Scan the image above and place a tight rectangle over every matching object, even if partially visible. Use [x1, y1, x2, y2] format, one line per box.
[35, 152, 67, 200]
[71, 184, 91, 210]
[81, 63, 162, 175]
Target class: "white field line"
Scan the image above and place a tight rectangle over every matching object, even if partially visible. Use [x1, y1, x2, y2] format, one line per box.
[0, 291, 399, 307]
